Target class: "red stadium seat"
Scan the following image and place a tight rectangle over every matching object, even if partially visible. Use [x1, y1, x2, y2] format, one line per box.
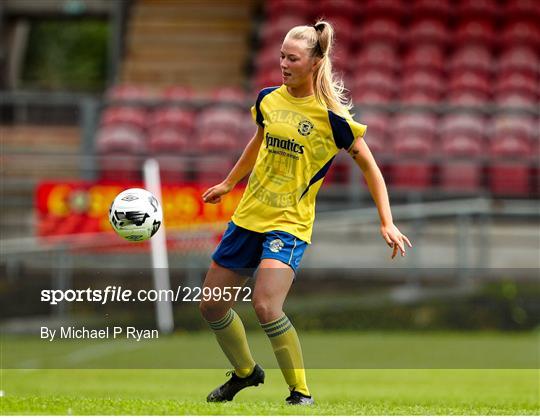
[442, 134, 483, 157]
[393, 133, 434, 155]
[402, 45, 444, 73]
[496, 91, 537, 107]
[148, 129, 190, 153]
[489, 134, 532, 196]
[358, 111, 390, 136]
[411, 0, 452, 18]
[407, 19, 450, 47]
[163, 85, 196, 101]
[447, 90, 489, 107]
[315, 17, 355, 48]
[240, 113, 257, 146]
[394, 113, 437, 137]
[254, 67, 283, 90]
[209, 87, 247, 105]
[352, 89, 393, 104]
[363, 0, 405, 18]
[495, 72, 538, 97]
[325, 151, 351, 184]
[391, 134, 434, 189]
[316, 0, 360, 20]
[455, 19, 496, 46]
[98, 153, 141, 182]
[439, 160, 483, 192]
[440, 131, 484, 197]
[106, 85, 155, 101]
[401, 71, 444, 96]
[400, 90, 441, 105]
[489, 162, 531, 196]
[449, 46, 493, 74]
[100, 107, 147, 132]
[197, 106, 244, 152]
[192, 156, 235, 185]
[331, 42, 352, 75]
[457, 0, 500, 20]
[391, 162, 434, 189]
[440, 113, 487, 139]
[153, 155, 191, 184]
[198, 131, 238, 152]
[197, 107, 244, 138]
[95, 126, 146, 154]
[356, 18, 402, 45]
[449, 71, 491, 97]
[491, 116, 537, 199]
[500, 20, 540, 49]
[504, 0, 540, 21]
[266, 0, 311, 20]
[494, 114, 537, 141]
[352, 69, 397, 96]
[498, 47, 540, 76]
[491, 134, 532, 158]
[260, 16, 306, 46]
[357, 111, 391, 155]
[256, 44, 280, 71]
[149, 107, 195, 134]
[353, 43, 400, 73]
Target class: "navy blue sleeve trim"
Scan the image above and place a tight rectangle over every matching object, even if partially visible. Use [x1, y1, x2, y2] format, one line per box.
[299, 156, 335, 200]
[255, 86, 279, 127]
[328, 110, 355, 149]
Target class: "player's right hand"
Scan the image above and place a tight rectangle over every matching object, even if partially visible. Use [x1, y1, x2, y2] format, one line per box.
[202, 181, 233, 204]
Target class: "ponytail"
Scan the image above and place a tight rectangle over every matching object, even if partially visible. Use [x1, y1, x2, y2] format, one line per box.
[285, 20, 352, 118]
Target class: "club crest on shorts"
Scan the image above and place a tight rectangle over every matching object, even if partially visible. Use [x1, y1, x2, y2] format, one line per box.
[269, 238, 284, 253]
[297, 119, 314, 136]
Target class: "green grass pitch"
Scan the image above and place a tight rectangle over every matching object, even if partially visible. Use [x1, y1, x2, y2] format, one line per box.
[2, 369, 538, 415]
[1, 332, 538, 415]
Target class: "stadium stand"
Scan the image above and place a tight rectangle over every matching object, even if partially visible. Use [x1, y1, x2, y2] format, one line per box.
[250, 0, 540, 195]
[95, 0, 257, 183]
[122, 0, 255, 89]
[1, 125, 81, 236]
[93, 0, 539, 196]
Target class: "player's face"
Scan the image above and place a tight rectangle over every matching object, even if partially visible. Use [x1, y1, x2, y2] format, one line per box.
[280, 38, 318, 88]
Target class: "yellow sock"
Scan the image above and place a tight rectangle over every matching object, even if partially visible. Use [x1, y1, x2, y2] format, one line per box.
[261, 314, 310, 396]
[208, 309, 256, 378]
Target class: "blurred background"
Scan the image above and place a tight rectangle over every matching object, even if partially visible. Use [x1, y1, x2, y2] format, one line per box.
[0, 0, 539, 353]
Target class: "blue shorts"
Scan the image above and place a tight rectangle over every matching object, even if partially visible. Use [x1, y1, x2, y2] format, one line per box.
[212, 221, 308, 275]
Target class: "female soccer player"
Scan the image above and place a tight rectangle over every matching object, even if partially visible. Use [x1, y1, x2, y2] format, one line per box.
[199, 20, 412, 405]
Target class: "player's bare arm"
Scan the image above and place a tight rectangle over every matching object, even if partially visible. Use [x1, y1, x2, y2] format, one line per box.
[348, 137, 412, 259]
[202, 125, 264, 204]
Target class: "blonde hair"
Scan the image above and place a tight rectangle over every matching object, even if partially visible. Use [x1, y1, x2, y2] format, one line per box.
[284, 20, 352, 118]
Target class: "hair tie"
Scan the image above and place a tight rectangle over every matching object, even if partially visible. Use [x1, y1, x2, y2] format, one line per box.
[312, 24, 324, 56]
[311, 23, 324, 56]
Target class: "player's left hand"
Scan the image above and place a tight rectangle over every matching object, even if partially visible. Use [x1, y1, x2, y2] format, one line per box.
[380, 224, 412, 259]
[202, 181, 233, 204]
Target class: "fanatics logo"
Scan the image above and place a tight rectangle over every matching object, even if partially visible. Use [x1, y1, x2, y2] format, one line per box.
[269, 239, 284, 253]
[297, 119, 314, 136]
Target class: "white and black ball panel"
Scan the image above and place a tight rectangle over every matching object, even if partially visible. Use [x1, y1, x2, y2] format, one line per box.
[109, 188, 163, 242]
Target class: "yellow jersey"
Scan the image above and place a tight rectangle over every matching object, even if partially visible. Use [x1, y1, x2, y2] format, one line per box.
[231, 85, 367, 243]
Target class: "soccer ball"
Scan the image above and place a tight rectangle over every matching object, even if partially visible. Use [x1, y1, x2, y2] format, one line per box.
[109, 188, 163, 241]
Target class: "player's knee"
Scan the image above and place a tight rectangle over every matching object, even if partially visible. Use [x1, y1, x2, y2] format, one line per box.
[252, 299, 281, 324]
[199, 299, 227, 322]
